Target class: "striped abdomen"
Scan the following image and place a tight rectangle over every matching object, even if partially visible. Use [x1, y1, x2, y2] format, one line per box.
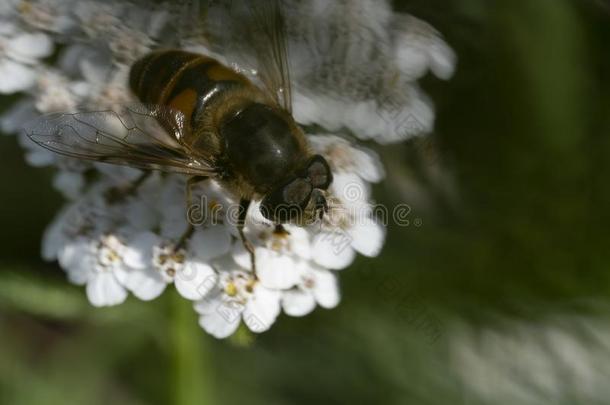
[129, 50, 251, 129]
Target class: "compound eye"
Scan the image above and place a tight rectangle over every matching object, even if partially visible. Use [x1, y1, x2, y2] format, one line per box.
[260, 178, 313, 223]
[283, 178, 313, 207]
[306, 155, 332, 189]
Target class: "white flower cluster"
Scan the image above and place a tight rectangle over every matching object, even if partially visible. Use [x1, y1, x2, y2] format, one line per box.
[0, 0, 454, 338]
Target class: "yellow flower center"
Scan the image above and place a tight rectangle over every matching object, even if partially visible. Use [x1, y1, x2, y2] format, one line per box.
[225, 282, 238, 297]
[106, 250, 120, 263]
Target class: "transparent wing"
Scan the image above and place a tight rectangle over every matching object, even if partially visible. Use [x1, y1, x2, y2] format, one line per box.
[201, 0, 293, 112]
[24, 104, 217, 176]
[281, 1, 395, 102]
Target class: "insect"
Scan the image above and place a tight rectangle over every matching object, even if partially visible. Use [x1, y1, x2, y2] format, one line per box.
[24, 0, 333, 270]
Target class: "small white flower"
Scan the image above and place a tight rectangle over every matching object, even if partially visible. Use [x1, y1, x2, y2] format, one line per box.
[392, 14, 457, 81]
[233, 203, 311, 289]
[311, 172, 386, 270]
[281, 263, 340, 317]
[42, 187, 114, 261]
[17, 0, 77, 34]
[194, 268, 281, 339]
[122, 232, 218, 301]
[41, 177, 156, 261]
[34, 69, 89, 113]
[87, 66, 134, 108]
[108, 26, 154, 66]
[0, 27, 53, 94]
[59, 234, 129, 307]
[74, 1, 167, 66]
[73, 1, 124, 40]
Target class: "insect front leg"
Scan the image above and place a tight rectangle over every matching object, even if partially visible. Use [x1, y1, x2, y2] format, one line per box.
[238, 198, 256, 273]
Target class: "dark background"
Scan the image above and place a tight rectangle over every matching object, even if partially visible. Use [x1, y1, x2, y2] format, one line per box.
[1, 0, 609, 404]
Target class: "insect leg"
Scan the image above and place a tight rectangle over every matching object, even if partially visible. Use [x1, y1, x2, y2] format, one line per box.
[175, 224, 195, 251]
[130, 171, 152, 190]
[186, 175, 210, 215]
[238, 198, 256, 273]
[273, 224, 290, 236]
[175, 175, 209, 251]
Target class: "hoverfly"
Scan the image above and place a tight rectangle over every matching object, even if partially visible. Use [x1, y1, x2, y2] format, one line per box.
[25, 0, 333, 270]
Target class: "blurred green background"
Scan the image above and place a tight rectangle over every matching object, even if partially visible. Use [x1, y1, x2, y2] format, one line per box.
[2, 0, 610, 404]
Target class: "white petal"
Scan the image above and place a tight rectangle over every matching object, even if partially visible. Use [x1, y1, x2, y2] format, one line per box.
[243, 285, 281, 333]
[196, 292, 243, 338]
[292, 92, 319, 127]
[0, 61, 36, 94]
[349, 217, 386, 257]
[429, 39, 457, 80]
[113, 265, 130, 286]
[123, 232, 158, 269]
[392, 16, 456, 81]
[123, 201, 158, 232]
[351, 147, 385, 183]
[86, 272, 128, 307]
[79, 56, 111, 84]
[147, 10, 171, 38]
[189, 225, 232, 261]
[375, 86, 435, 144]
[123, 268, 167, 301]
[121, 177, 160, 231]
[198, 309, 241, 339]
[395, 44, 429, 80]
[175, 262, 218, 300]
[255, 249, 300, 289]
[7, 33, 53, 63]
[331, 173, 371, 213]
[285, 226, 311, 260]
[58, 239, 91, 271]
[212, 254, 245, 275]
[65, 265, 93, 286]
[25, 147, 56, 167]
[311, 269, 340, 309]
[52, 171, 85, 200]
[231, 242, 252, 270]
[59, 44, 100, 77]
[247, 200, 273, 228]
[160, 206, 189, 240]
[281, 289, 316, 317]
[193, 289, 223, 314]
[311, 231, 356, 270]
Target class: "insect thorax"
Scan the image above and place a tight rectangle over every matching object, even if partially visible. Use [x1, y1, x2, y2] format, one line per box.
[220, 102, 307, 194]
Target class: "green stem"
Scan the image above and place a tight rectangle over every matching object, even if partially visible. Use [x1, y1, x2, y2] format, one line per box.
[170, 291, 215, 405]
